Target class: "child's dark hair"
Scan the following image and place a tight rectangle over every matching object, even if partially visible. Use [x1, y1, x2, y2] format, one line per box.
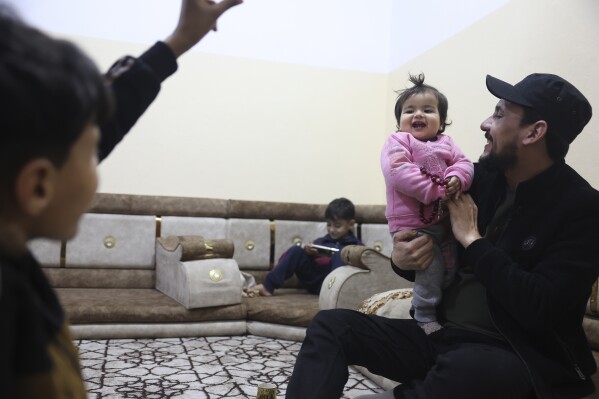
[325, 198, 356, 221]
[394, 73, 451, 134]
[0, 7, 113, 194]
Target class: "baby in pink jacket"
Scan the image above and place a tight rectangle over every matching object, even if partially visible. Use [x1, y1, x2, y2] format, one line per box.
[381, 73, 474, 335]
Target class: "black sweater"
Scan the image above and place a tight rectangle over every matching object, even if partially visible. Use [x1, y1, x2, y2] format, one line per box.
[393, 161, 599, 398]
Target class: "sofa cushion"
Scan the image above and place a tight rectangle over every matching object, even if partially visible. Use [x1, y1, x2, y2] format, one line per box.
[273, 220, 327, 262]
[56, 288, 320, 328]
[160, 216, 227, 239]
[56, 288, 247, 324]
[245, 290, 319, 328]
[43, 268, 155, 288]
[360, 224, 392, 257]
[91, 193, 229, 218]
[226, 218, 271, 270]
[228, 200, 326, 221]
[28, 238, 62, 267]
[66, 213, 156, 269]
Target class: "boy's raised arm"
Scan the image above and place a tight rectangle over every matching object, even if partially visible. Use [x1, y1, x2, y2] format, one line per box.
[99, 0, 243, 161]
[165, 0, 243, 58]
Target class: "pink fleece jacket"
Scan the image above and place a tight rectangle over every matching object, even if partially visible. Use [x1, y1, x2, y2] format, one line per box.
[381, 131, 474, 232]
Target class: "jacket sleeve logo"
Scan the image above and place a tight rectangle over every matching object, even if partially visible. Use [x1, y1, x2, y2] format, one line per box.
[521, 236, 537, 251]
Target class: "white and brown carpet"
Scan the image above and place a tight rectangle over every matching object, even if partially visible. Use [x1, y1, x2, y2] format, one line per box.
[77, 335, 382, 398]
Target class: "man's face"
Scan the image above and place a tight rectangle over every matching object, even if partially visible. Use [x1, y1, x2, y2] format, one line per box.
[479, 100, 526, 172]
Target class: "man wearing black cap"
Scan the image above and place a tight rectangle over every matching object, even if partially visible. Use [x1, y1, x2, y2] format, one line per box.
[285, 74, 599, 399]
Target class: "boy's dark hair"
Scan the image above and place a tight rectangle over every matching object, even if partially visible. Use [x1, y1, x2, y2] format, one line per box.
[394, 73, 451, 134]
[520, 106, 569, 161]
[325, 197, 356, 221]
[0, 7, 113, 194]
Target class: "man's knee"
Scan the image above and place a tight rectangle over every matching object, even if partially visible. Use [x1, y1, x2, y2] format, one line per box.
[428, 344, 533, 397]
[307, 309, 358, 336]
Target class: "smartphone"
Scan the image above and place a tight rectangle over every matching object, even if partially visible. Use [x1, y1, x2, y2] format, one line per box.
[306, 244, 339, 255]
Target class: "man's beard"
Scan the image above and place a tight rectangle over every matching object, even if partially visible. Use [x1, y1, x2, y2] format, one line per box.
[479, 142, 518, 173]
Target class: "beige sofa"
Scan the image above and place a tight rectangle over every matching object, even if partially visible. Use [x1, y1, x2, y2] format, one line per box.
[29, 192, 599, 396]
[29, 193, 413, 341]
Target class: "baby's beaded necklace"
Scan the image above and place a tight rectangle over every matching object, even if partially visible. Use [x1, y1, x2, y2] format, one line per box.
[419, 166, 449, 224]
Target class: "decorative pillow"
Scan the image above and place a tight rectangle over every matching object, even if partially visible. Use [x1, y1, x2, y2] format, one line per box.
[155, 237, 242, 309]
[157, 235, 234, 261]
[358, 288, 413, 319]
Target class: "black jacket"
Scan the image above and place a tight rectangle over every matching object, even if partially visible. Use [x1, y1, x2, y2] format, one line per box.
[99, 41, 177, 162]
[394, 161, 599, 398]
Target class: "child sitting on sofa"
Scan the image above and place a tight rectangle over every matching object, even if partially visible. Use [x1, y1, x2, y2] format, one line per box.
[252, 197, 364, 296]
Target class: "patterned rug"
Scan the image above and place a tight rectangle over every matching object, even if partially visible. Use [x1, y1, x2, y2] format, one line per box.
[77, 335, 383, 398]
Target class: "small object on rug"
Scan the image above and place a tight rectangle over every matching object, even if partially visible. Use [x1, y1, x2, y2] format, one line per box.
[256, 382, 278, 399]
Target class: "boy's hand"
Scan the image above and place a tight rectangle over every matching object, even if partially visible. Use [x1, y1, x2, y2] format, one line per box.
[444, 176, 462, 200]
[304, 243, 319, 256]
[165, 0, 243, 58]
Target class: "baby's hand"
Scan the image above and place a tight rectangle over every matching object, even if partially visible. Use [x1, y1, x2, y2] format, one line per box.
[444, 176, 462, 199]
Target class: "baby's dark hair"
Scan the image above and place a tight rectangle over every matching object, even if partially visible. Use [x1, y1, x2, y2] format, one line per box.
[0, 7, 113, 193]
[325, 197, 356, 221]
[394, 73, 451, 134]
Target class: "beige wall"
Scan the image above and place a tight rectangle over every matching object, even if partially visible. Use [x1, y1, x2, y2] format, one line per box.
[70, 36, 390, 205]
[67, 0, 598, 206]
[387, 0, 599, 189]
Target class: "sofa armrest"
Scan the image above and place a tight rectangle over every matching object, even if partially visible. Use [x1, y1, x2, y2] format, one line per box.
[319, 245, 414, 310]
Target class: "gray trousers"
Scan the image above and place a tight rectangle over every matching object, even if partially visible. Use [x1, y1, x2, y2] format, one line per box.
[411, 222, 456, 323]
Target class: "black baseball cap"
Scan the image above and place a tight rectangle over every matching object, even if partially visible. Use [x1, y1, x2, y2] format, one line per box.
[486, 73, 592, 144]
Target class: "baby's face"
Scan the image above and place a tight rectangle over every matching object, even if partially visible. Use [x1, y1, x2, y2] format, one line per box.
[398, 91, 441, 141]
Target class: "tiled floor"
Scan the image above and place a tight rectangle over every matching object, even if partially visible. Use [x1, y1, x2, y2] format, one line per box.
[78, 335, 382, 398]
